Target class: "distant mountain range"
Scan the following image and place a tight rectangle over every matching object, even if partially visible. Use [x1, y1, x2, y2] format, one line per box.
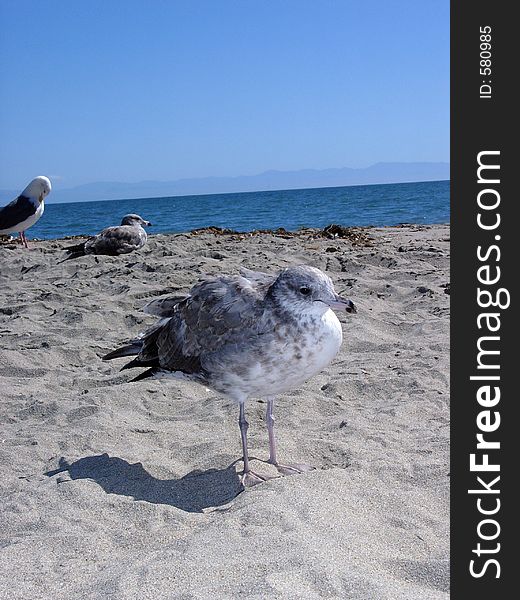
[1, 162, 449, 204]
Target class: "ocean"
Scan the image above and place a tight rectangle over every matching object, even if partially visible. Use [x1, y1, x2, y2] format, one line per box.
[28, 179, 449, 240]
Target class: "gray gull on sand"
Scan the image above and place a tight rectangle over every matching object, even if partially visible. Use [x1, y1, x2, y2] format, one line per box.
[64, 214, 151, 258]
[103, 265, 356, 486]
[0, 176, 51, 248]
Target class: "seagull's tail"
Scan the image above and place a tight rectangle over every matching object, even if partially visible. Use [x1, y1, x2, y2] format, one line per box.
[60, 242, 87, 261]
[130, 368, 159, 382]
[102, 341, 142, 361]
[103, 322, 166, 382]
[103, 340, 161, 379]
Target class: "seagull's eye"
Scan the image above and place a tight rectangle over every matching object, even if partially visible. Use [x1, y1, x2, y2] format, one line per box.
[299, 286, 311, 296]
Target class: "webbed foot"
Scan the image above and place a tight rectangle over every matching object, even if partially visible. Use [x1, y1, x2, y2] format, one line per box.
[240, 470, 272, 487]
[271, 462, 315, 476]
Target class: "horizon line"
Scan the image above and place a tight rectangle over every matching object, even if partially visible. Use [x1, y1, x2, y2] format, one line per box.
[45, 178, 450, 206]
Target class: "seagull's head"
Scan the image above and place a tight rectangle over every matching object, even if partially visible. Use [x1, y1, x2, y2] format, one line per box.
[269, 265, 356, 316]
[22, 176, 52, 204]
[120, 214, 152, 227]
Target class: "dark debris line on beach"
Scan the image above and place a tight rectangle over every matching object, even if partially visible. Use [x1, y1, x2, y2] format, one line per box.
[188, 224, 373, 246]
[0, 224, 373, 248]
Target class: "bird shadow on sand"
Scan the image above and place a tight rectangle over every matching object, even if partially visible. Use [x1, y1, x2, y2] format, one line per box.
[44, 453, 244, 513]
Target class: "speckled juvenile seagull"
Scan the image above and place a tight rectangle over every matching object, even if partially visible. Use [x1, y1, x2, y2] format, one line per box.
[64, 214, 151, 258]
[0, 176, 51, 247]
[103, 265, 356, 486]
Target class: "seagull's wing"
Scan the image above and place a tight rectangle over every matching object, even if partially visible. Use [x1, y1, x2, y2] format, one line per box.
[85, 226, 146, 255]
[0, 195, 37, 232]
[143, 295, 188, 317]
[144, 270, 275, 322]
[179, 274, 273, 353]
[156, 275, 275, 372]
[104, 272, 277, 378]
[239, 267, 277, 290]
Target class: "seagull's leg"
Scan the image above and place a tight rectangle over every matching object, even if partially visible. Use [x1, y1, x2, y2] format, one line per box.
[266, 397, 278, 465]
[21, 232, 28, 248]
[238, 402, 267, 487]
[266, 397, 314, 476]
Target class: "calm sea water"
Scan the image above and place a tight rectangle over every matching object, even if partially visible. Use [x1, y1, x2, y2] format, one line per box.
[29, 180, 449, 240]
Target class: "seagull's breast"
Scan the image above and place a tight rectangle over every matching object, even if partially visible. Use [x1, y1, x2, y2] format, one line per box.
[307, 308, 344, 369]
[282, 308, 343, 384]
[137, 226, 147, 247]
[209, 308, 343, 399]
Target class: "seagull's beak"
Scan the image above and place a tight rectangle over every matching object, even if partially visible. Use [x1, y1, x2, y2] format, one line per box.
[146, 221, 152, 227]
[38, 193, 44, 204]
[328, 294, 357, 314]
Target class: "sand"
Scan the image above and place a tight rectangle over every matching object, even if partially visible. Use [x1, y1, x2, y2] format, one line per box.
[0, 224, 450, 599]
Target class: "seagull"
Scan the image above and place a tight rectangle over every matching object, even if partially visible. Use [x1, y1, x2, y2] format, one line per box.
[103, 265, 356, 486]
[64, 214, 151, 259]
[0, 176, 52, 248]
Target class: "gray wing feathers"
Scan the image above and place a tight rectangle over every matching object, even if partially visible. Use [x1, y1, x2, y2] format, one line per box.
[153, 276, 272, 368]
[143, 296, 187, 317]
[156, 318, 202, 373]
[106, 271, 276, 378]
[85, 225, 147, 255]
[174, 275, 274, 356]
[239, 267, 277, 287]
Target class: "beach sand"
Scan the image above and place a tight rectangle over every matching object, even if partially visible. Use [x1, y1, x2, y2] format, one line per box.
[0, 224, 449, 599]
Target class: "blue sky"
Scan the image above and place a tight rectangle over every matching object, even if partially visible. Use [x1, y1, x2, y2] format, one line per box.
[0, 1, 449, 190]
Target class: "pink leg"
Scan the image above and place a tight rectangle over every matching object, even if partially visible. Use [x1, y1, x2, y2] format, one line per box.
[266, 398, 278, 464]
[266, 397, 314, 476]
[238, 402, 270, 487]
[21, 231, 28, 248]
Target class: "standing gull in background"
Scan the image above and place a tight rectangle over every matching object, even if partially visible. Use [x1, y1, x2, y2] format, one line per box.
[103, 265, 356, 486]
[64, 214, 151, 259]
[0, 176, 51, 248]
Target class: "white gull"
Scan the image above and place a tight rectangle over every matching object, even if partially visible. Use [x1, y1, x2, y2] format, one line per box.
[0, 176, 51, 248]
